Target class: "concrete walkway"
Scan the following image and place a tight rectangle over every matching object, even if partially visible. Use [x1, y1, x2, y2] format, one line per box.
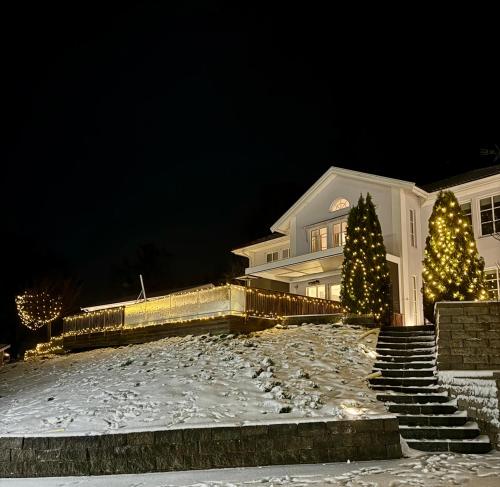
[3, 451, 500, 486]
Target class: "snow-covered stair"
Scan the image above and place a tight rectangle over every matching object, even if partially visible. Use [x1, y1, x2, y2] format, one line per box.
[370, 325, 491, 454]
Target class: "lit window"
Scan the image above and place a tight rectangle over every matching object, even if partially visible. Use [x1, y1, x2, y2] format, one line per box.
[485, 268, 500, 300]
[311, 227, 328, 252]
[329, 284, 341, 301]
[282, 248, 290, 259]
[460, 202, 473, 228]
[306, 284, 326, 299]
[333, 220, 348, 247]
[329, 198, 350, 212]
[409, 209, 417, 248]
[480, 195, 500, 236]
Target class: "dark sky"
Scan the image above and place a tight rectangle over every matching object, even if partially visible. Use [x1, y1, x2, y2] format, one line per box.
[1, 2, 495, 335]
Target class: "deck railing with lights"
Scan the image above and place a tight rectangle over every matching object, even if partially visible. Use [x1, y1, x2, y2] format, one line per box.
[62, 284, 342, 336]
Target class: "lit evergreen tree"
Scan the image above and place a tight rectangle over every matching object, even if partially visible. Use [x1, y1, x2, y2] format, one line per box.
[364, 193, 391, 323]
[340, 193, 391, 322]
[422, 190, 488, 320]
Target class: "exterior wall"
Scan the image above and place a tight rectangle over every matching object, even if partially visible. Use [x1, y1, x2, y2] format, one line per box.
[403, 191, 425, 325]
[435, 302, 500, 370]
[251, 243, 291, 267]
[0, 416, 401, 477]
[292, 174, 401, 258]
[249, 278, 290, 293]
[292, 273, 341, 298]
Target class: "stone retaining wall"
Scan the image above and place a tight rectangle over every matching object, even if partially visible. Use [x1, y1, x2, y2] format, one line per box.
[0, 416, 401, 478]
[439, 372, 500, 450]
[435, 302, 500, 370]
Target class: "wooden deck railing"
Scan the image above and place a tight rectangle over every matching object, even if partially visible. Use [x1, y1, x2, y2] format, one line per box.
[246, 287, 342, 318]
[62, 285, 342, 336]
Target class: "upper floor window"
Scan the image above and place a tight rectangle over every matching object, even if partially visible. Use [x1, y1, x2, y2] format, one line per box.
[480, 194, 500, 236]
[409, 209, 417, 248]
[460, 201, 473, 228]
[485, 268, 500, 300]
[266, 251, 279, 263]
[329, 198, 350, 212]
[333, 220, 347, 247]
[282, 248, 290, 259]
[311, 227, 328, 252]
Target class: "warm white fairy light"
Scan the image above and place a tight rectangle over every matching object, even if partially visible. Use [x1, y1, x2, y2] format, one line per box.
[15, 291, 62, 330]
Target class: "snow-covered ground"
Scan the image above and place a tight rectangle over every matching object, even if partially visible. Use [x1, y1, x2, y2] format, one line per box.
[4, 452, 500, 486]
[0, 323, 384, 435]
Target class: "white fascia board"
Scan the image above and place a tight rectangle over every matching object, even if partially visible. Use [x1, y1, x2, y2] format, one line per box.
[271, 166, 416, 234]
[421, 174, 500, 207]
[231, 235, 290, 257]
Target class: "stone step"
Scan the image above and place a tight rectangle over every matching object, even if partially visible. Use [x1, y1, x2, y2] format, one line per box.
[375, 354, 436, 363]
[376, 392, 449, 404]
[379, 330, 436, 337]
[376, 342, 436, 350]
[376, 348, 435, 357]
[397, 411, 468, 427]
[377, 369, 436, 378]
[400, 421, 481, 440]
[387, 401, 458, 415]
[405, 435, 491, 453]
[380, 326, 435, 333]
[371, 384, 441, 394]
[377, 335, 435, 344]
[374, 361, 435, 370]
[370, 377, 438, 387]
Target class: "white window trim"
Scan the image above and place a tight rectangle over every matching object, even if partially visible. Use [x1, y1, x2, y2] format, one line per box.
[409, 209, 417, 248]
[310, 227, 328, 253]
[329, 198, 350, 213]
[459, 200, 473, 235]
[478, 192, 500, 237]
[485, 267, 500, 300]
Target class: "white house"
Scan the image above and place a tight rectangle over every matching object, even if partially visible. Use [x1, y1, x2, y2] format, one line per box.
[232, 165, 500, 325]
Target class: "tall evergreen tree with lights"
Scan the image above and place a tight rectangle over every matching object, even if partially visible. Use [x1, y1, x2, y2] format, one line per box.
[340, 193, 391, 323]
[422, 190, 488, 320]
[364, 193, 391, 323]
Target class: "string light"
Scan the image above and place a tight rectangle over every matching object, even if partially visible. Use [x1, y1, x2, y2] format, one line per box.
[340, 193, 391, 322]
[423, 190, 488, 318]
[24, 285, 343, 359]
[15, 291, 62, 330]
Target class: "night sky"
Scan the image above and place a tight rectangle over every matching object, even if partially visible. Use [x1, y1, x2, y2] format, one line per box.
[1, 3, 495, 351]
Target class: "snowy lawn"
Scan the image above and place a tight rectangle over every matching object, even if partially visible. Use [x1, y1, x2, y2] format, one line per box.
[0, 324, 384, 435]
[4, 452, 500, 486]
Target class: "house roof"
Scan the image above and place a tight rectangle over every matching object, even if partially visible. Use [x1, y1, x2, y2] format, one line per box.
[271, 165, 420, 234]
[420, 164, 500, 192]
[231, 232, 286, 251]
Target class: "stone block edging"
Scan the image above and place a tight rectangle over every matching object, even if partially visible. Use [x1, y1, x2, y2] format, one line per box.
[0, 415, 401, 478]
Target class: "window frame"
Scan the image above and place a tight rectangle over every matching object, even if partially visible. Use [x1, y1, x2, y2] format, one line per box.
[479, 193, 500, 237]
[485, 267, 500, 300]
[333, 220, 348, 248]
[409, 209, 417, 248]
[306, 284, 326, 299]
[459, 200, 473, 231]
[329, 198, 350, 213]
[310, 227, 328, 253]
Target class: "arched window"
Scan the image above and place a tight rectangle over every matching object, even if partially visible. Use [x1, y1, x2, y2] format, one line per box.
[329, 198, 350, 212]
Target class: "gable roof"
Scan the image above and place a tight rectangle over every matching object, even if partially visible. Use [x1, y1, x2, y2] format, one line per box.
[420, 164, 500, 192]
[231, 232, 286, 251]
[271, 165, 420, 234]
